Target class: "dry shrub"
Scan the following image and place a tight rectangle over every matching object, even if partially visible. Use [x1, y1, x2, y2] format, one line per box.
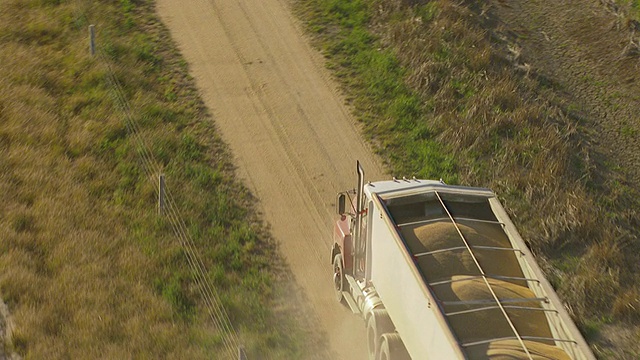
[0, 249, 45, 305]
[613, 288, 640, 321]
[560, 242, 623, 318]
[365, 0, 640, 332]
[297, 0, 640, 353]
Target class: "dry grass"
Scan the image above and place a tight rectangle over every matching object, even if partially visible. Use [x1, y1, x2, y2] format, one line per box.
[295, 0, 640, 357]
[0, 0, 303, 358]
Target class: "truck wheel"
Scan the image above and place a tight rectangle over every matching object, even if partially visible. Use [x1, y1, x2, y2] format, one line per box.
[378, 333, 410, 360]
[333, 253, 344, 302]
[366, 309, 394, 360]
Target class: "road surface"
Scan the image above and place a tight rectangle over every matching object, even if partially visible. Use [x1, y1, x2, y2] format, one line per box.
[156, 0, 386, 358]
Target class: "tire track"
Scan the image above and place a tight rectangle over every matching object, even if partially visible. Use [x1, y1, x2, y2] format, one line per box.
[156, 0, 386, 358]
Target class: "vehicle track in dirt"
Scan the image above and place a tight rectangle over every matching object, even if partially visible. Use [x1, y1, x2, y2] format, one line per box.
[156, 0, 386, 358]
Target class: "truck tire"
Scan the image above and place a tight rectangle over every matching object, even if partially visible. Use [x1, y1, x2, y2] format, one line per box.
[366, 309, 394, 360]
[378, 333, 410, 360]
[333, 253, 344, 302]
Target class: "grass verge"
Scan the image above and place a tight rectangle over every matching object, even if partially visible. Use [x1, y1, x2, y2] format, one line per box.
[293, 0, 640, 357]
[0, 0, 302, 358]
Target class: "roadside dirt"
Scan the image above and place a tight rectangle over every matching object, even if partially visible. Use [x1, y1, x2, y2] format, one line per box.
[156, 0, 386, 358]
[491, 0, 640, 189]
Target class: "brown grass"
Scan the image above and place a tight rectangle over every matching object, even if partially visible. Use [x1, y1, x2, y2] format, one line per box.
[0, 0, 303, 358]
[379, 0, 639, 313]
[295, 0, 640, 356]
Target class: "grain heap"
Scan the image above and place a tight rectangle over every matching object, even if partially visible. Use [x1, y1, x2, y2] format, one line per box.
[400, 221, 570, 360]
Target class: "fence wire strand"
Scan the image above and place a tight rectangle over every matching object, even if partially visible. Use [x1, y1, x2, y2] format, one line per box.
[104, 55, 243, 357]
[85, 28, 243, 360]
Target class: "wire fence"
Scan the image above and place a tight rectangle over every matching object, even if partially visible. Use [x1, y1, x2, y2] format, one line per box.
[84, 17, 246, 359]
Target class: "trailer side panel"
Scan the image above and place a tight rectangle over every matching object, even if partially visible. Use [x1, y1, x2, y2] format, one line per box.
[368, 198, 462, 359]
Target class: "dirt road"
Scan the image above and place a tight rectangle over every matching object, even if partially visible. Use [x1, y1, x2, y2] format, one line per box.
[156, 0, 386, 358]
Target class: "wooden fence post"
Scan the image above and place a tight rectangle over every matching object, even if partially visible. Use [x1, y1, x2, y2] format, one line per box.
[238, 346, 247, 360]
[89, 25, 95, 56]
[158, 174, 165, 216]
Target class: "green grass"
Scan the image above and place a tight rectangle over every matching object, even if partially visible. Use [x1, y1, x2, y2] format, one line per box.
[299, 0, 458, 182]
[0, 0, 302, 358]
[294, 0, 640, 356]
[611, 0, 640, 21]
[628, 0, 640, 19]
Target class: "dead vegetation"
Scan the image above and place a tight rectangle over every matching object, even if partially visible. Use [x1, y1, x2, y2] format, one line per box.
[601, 0, 640, 56]
[0, 0, 302, 358]
[295, 0, 640, 357]
[380, 1, 640, 355]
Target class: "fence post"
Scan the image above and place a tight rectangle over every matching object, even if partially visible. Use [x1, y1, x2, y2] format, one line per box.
[89, 24, 95, 56]
[158, 174, 165, 216]
[238, 346, 247, 360]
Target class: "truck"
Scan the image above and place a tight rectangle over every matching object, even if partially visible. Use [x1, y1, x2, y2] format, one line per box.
[331, 162, 596, 360]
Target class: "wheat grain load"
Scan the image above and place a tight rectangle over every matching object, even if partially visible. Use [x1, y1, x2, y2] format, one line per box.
[435, 276, 553, 343]
[399, 220, 571, 359]
[466, 339, 572, 360]
[400, 220, 524, 282]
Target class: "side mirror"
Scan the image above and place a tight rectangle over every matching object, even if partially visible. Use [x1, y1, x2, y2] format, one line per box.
[336, 193, 346, 215]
